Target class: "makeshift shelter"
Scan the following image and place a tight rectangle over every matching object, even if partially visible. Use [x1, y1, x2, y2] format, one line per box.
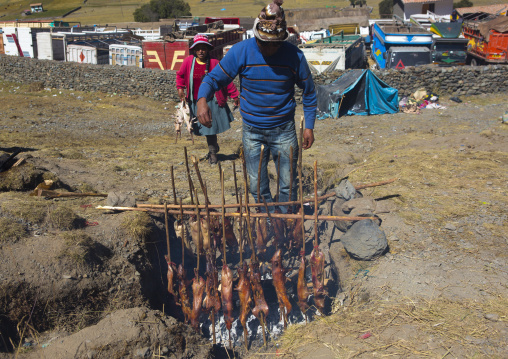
[316, 69, 399, 119]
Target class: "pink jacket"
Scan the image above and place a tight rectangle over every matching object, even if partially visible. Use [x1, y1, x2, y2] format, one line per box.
[176, 56, 239, 107]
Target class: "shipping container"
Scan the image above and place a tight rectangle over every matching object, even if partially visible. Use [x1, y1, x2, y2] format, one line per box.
[142, 29, 243, 71]
[36, 32, 66, 61]
[67, 42, 111, 65]
[2, 27, 48, 57]
[109, 44, 143, 68]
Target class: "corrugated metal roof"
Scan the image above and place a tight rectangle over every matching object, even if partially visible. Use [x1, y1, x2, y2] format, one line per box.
[402, 0, 441, 4]
[456, 4, 508, 16]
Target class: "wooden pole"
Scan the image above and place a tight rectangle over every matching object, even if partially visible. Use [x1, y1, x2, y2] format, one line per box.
[239, 192, 244, 264]
[256, 144, 264, 204]
[276, 151, 281, 202]
[313, 161, 319, 248]
[164, 202, 171, 259]
[221, 169, 227, 261]
[179, 198, 184, 267]
[298, 117, 305, 247]
[184, 147, 194, 205]
[289, 146, 294, 205]
[195, 189, 201, 270]
[191, 155, 210, 205]
[233, 161, 239, 207]
[241, 151, 256, 260]
[171, 165, 177, 205]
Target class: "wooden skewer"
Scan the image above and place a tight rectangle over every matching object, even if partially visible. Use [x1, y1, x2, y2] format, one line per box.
[184, 147, 194, 205]
[241, 150, 256, 260]
[97, 206, 375, 221]
[239, 192, 244, 264]
[275, 151, 281, 202]
[203, 184, 212, 256]
[289, 146, 294, 205]
[233, 161, 239, 208]
[164, 202, 171, 260]
[136, 177, 398, 210]
[298, 117, 305, 248]
[191, 155, 210, 205]
[221, 169, 227, 261]
[261, 196, 277, 248]
[195, 189, 201, 270]
[171, 165, 177, 205]
[257, 144, 264, 204]
[314, 161, 319, 248]
[179, 198, 184, 267]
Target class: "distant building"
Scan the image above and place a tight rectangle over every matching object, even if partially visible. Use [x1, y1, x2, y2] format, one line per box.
[393, 0, 453, 21]
[30, 3, 44, 13]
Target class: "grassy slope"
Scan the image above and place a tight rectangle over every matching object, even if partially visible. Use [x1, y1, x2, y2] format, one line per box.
[0, 0, 502, 24]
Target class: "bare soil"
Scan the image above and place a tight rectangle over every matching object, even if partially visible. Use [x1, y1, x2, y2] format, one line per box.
[0, 81, 507, 359]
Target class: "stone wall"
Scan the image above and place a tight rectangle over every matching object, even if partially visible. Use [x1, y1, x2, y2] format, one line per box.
[1, 54, 507, 103]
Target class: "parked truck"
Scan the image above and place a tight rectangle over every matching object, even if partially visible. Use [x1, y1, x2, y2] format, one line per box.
[371, 20, 434, 69]
[142, 28, 243, 71]
[298, 32, 365, 74]
[462, 16, 508, 66]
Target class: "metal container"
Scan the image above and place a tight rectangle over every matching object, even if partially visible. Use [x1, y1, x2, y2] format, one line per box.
[109, 44, 143, 68]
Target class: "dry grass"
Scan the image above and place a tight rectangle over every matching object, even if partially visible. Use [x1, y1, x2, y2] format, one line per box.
[0, 192, 49, 224]
[277, 296, 508, 358]
[57, 230, 95, 264]
[0, 217, 28, 243]
[47, 205, 81, 230]
[120, 211, 152, 240]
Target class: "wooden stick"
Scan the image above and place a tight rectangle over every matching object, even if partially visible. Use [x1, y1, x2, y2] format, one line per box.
[276, 151, 281, 202]
[289, 146, 294, 204]
[203, 184, 212, 255]
[164, 202, 171, 260]
[298, 117, 305, 247]
[36, 189, 107, 198]
[261, 196, 276, 248]
[195, 189, 201, 270]
[136, 177, 398, 210]
[179, 198, 184, 267]
[221, 169, 227, 261]
[233, 161, 239, 207]
[241, 150, 256, 261]
[191, 155, 210, 205]
[256, 144, 264, 204]
[184, 147, 194, 205]
[259, 312, 267, 347]
[171, 165, 177, 205]
[239, 192, 244, 264]
[314, 160, 319, 248]
[96, 206, 375, 221]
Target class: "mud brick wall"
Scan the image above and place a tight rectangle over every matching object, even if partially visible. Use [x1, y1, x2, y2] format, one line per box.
[1, 55, 507, 103]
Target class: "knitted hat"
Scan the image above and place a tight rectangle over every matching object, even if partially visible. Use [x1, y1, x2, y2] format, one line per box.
[253, 0, 289, 42]
[190, 34, 214, 49]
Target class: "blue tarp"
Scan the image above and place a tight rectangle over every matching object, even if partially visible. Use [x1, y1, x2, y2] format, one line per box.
[316, 69, 399, 119]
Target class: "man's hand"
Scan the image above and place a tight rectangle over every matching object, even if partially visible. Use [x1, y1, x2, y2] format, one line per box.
[196, 98, 212, 128]
[302, 128, 314, 149]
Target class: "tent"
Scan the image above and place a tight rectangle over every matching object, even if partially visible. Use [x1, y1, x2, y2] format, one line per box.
[316, 69, 399, 119]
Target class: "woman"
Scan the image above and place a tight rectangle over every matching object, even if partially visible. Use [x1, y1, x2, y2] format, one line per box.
[176, 34, 240, 164]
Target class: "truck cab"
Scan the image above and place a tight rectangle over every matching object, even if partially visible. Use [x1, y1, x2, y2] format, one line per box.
[431, 38, 468, 66]
[384, 46, 431, 69]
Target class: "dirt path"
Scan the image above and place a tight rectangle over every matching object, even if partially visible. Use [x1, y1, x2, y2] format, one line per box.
[0, 81, 506, 358]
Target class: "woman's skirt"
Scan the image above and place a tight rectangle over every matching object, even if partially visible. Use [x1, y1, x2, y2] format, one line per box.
[189, 98, 234, 136]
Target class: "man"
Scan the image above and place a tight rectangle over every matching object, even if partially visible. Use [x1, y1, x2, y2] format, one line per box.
[196, 0, 317, 209]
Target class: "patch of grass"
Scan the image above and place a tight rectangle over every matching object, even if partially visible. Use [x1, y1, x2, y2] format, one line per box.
[57, 230, 95, 265]
[47, 205, 81, 230]
[120, 212, 152, 241]
[76, 182, 96, 193]
[0, 163, 44, 191]
[59, 149, 85, 160]
[0, 193, 48, 224]
[0, 217, 28, 243]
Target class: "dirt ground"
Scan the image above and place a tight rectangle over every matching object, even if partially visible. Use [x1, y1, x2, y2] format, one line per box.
[0, 80, 507, 359]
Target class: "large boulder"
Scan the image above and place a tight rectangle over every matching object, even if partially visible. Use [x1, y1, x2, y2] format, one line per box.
[340, 219, 388, 260]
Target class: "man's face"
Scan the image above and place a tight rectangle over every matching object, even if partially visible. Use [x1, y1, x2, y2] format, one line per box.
[257, 39, 282, 57]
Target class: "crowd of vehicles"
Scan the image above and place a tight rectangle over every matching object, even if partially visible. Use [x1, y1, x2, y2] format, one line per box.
[1, 11, 507, 72]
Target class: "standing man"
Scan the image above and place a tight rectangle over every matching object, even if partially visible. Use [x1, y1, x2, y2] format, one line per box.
[196, 0, 317, 209]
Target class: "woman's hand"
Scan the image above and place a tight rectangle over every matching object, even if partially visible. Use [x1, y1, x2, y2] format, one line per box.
[177, 88, 186, 108]
[233, 97, 240, 108]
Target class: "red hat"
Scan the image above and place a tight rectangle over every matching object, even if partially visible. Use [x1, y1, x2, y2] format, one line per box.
[190, 34, 214, 49]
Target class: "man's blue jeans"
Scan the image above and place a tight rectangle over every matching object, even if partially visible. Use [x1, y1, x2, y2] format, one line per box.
[242, 120, 299, 212]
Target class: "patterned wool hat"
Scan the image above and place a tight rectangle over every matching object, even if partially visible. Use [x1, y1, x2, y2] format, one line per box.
[253, 0, 289, 42]
[190, 34, 214, 49]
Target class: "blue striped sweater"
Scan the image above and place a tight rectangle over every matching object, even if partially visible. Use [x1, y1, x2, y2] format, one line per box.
[197, 37, 317, 130]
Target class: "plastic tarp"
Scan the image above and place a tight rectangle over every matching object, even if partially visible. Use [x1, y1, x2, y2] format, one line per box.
[430, 21, 463, 38]
[316, 69, 399, 119]
[478, 16, 508, 41]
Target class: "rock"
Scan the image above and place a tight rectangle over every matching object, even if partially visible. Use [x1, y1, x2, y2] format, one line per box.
[135, 347, 151, 357]
[107, 191, 136, 207]
[340, 219, 388, 260]
[444, 223, 457, 231]
[341, 198, 376, 217]
[334, 179, 356, 201]
[484, 313, 500, 322]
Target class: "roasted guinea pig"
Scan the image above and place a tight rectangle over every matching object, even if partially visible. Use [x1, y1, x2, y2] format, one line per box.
[272, 207, 286, 248]
[310, 246, 326, 314]
[177, 264, 192, 323]
[235, 261, 252, 327]
[221, 264, 234, 331]
[164, 255, 176, 296]
[250, 259, 269, 320]
[203, 253, 221, 314]
[297, 253, 310, 315]
[255, 216, 269, 254]
[190, 269, 205, 331]
[271, 249, 292, 318]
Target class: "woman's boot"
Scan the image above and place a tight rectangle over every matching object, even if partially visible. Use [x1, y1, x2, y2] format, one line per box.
[206, 135, 219, 165]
